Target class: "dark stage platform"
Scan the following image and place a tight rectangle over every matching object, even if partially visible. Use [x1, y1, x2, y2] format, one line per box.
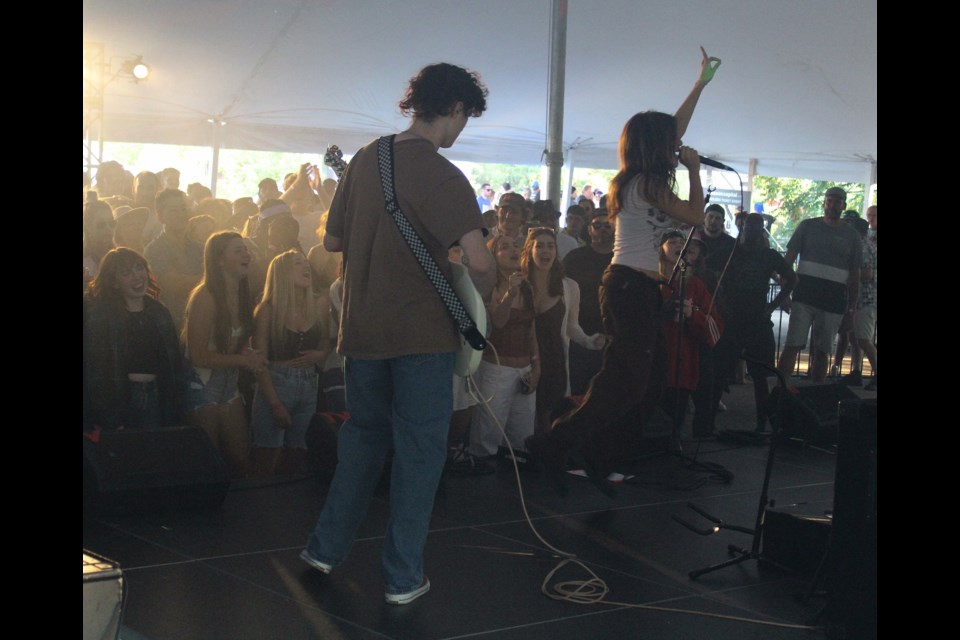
[83, 381, 876, 640]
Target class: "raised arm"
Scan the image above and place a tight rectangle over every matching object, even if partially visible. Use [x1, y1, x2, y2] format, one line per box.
[674, 47, 721, 139]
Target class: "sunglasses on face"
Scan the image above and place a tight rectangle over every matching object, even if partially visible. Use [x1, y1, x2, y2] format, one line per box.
[591, 222, 611, 229]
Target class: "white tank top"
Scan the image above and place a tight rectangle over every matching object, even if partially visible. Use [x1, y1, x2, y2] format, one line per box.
[611, 176, 682, 272]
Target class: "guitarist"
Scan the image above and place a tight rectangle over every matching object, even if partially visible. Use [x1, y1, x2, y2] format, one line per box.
[301, 63, 495, 605]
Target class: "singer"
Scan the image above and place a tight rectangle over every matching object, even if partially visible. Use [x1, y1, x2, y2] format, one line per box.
[526, 47, 721, 489]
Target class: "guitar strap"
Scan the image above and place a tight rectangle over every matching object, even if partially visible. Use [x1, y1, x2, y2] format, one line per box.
[375, 135, 486, 352]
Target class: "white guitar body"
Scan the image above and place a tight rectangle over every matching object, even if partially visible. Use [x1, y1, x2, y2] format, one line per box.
[450, 262, 486, 377]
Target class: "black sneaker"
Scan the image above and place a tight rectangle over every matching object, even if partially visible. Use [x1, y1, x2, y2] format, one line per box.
[446, 447, 495, 476]
[841, 370, 863, 386]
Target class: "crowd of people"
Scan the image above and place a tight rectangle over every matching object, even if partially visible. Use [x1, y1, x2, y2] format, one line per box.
[83, 52, 876, 606]
[83, 159, 343, 479]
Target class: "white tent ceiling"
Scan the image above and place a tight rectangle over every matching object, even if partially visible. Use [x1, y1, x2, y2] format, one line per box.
[83, 0, 877, 182]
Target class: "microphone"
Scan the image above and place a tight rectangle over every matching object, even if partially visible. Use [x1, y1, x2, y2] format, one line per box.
[698, 155, 736, 172]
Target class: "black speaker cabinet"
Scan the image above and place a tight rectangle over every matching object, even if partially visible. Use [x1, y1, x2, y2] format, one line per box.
[828, 399, 877, 638]
[761, 506, 831, 576]
[83, 426, 229, 515]
[770, 383, 860, 444]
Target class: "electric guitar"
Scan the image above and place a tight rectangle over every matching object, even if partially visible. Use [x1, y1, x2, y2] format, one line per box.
[323, 145, 487, 377]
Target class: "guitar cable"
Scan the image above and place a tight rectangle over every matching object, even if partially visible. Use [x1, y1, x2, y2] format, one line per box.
[462, 340, 819, 631]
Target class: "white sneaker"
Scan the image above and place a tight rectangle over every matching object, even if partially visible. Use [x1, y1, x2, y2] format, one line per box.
[385, 577, 430, 605]
[299, 549, 332, 574]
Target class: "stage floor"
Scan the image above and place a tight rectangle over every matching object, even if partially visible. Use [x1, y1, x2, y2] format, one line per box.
[83, 380, 875, 640]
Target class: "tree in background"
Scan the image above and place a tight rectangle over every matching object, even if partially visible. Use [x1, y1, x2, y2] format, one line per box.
[752, 177, 867, 248]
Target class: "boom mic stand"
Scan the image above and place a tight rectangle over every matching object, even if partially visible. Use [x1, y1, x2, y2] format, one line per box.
[672, 354, 789, 579]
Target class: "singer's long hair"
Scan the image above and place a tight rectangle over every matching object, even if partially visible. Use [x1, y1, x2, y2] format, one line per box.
[607, 111, 678, 219]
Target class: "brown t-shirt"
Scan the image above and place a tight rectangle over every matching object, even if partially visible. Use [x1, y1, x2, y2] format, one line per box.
[327, 137, 483, 359]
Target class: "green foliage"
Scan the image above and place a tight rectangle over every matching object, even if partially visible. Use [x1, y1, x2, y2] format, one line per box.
[752, 176, 866, 247]
[99, 142, 323, 202]
[467, 163, 617, 202]
[469, 164, 542, 193]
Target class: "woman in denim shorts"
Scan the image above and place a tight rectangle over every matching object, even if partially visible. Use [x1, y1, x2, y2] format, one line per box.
[250, 250, 330, 475]
[184, 232, 266, 477]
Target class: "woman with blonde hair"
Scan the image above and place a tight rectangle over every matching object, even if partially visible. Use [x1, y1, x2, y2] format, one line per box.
[520, 228, 604, 434]
[251, 250, 330, 475]
[183, 231, 266, 477]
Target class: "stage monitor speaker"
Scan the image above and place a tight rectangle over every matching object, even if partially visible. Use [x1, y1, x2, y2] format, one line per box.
[761, 506, 831, 576]
[828, 398, 877, 639]
[770, 383, 859, 444]
[83, 550, 123, 640]
[83, 426, 229, 515]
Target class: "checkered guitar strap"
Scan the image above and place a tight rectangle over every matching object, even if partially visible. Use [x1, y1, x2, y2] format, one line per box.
[375, 135, 486, 352]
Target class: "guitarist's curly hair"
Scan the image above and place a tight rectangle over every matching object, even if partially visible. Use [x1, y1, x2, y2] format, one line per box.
[399, 63, 488, 122]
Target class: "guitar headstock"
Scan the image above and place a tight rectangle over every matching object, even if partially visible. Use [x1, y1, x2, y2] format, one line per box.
[323, 145, 347, 180]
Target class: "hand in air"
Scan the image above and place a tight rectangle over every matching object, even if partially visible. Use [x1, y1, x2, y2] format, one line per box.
[507, 271, 525, 293]
[698, 46, 721, 86]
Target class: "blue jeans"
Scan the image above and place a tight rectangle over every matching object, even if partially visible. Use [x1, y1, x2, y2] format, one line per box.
[305, 352, 453, 593]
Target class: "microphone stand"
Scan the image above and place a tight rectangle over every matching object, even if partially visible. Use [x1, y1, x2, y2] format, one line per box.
[672, 354, 790, 579]
[664, 227, 695, 454]
[657, 229, 735, 482]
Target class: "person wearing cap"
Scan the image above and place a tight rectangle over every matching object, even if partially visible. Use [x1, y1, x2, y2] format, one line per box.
[777, 187, 862, 383]
[658, 230, 723, 435]
[710, 213, 796, 431]
[689, 204, 734, 433]
[144, 189, 203, 329]
[699, 204, 736, 289]
[258, 177, 282, 205]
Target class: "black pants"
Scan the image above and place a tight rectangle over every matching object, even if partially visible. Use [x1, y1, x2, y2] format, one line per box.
[553, 265, 667, 472]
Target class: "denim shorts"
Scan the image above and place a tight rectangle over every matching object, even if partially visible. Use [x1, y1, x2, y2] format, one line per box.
[188, 366, 242, 411]
[251, 365, 318, 449]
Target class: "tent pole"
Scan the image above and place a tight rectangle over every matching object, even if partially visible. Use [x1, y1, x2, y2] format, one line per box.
[544, 0, 568, 208]
[210, 119, 223, 197]
[866, 159, 877, 211]
[563, 147, 575, 213]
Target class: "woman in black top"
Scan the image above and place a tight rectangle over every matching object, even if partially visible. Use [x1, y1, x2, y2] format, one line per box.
[84, 248, 186, 430]
[251, 250, 329, 475]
